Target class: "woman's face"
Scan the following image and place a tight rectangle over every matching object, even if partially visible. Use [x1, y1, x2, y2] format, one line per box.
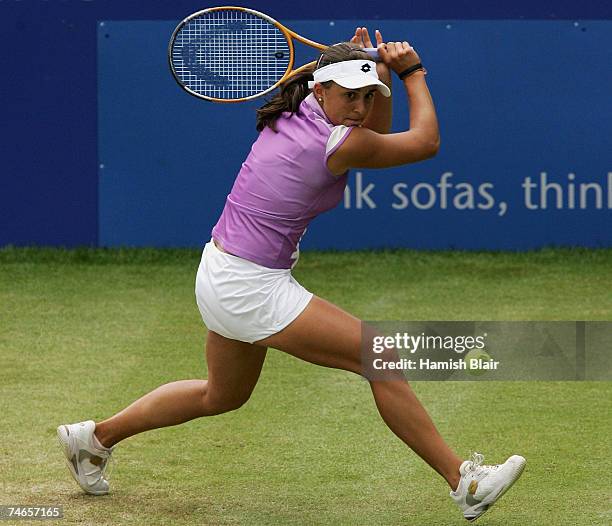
[315, 83, 377, 127]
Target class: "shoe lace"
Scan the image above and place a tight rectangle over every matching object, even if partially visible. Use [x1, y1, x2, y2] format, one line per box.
[467, 452, 500, 476]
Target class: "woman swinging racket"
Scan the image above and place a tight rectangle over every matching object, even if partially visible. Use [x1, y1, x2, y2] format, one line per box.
[58, 28, 525, 522]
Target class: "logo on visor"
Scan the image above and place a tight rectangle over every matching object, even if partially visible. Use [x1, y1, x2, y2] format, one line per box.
[360, 63, 372, 73]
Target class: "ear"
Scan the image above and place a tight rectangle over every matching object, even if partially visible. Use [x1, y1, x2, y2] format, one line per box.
[312, 83, 325, 100]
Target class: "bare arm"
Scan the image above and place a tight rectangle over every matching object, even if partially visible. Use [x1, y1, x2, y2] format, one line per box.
[361, 63, 392, 134]
[347, 71, 438, 168]
[351, 28, 392, 134]
[328, 41, 439, 173]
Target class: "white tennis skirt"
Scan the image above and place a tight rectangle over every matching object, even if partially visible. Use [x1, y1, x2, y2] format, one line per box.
[195, 240, 313, 344]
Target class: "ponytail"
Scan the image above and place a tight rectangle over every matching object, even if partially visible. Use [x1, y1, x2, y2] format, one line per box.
[255, 66, 315, 132]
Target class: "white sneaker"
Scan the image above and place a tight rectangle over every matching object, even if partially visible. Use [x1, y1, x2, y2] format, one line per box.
[450, 453, 526, 522]
[57, 420, 114, 495]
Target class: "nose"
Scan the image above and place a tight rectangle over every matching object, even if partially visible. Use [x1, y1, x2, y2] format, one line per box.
[352, 98, 366, 116]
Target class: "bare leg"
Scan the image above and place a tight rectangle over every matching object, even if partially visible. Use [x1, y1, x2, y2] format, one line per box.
[257, 296, 463, 490]
[95, 331, 267, 448]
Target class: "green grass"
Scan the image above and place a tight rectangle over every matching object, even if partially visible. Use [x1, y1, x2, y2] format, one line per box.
[1, 247, 611, 525]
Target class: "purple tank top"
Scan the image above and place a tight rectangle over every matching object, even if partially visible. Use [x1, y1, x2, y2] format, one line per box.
[212, 94, 354, 269]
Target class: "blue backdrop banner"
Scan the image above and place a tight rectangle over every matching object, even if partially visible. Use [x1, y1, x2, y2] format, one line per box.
[98, 20, 612, 250]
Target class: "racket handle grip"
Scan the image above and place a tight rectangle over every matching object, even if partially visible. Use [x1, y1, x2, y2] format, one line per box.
[362, 47, 380, 60]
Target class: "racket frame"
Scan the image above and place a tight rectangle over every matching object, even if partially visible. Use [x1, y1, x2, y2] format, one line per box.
[168, 5, 327, 103]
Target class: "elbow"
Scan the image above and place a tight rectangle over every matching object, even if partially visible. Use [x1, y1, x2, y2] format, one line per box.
[429, 134, 441, 157]
[421, 136, 440, 160]
[410, 128, 440, 161]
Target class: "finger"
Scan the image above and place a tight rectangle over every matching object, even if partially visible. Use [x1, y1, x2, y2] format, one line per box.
[387, 41, 398, 58]
[361, 27, 373, 48]
[385, 41, 394, 54]
[377, 42, 390, 62]
[352, 27, 365, 47]
[375, 29, 383, 46]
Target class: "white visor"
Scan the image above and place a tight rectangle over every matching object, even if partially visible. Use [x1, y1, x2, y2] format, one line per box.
[307, 60, 391, 97]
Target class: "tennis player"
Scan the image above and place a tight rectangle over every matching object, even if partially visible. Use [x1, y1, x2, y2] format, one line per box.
[58, 28, 525, 522]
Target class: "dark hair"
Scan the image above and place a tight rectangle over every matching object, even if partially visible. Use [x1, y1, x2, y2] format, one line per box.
[255, 42, 371, 132]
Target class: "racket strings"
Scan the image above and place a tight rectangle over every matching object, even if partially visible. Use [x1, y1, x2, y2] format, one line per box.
[171, 10, 291, 100]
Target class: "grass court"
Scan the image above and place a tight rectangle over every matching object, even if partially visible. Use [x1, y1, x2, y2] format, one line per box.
[1, 247, 610, 525]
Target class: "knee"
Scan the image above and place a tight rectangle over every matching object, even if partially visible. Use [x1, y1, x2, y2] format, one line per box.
[215, 396, 250, 414]
[202, 390, 251, 416]
[346, 360, 365, 377]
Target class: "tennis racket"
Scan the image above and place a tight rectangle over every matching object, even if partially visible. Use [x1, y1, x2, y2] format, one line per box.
[168, 6, 379, 103]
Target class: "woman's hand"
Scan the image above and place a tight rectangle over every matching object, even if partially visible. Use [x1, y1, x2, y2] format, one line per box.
[350, 27, 391, 82]
[378, 40, 421, 76]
